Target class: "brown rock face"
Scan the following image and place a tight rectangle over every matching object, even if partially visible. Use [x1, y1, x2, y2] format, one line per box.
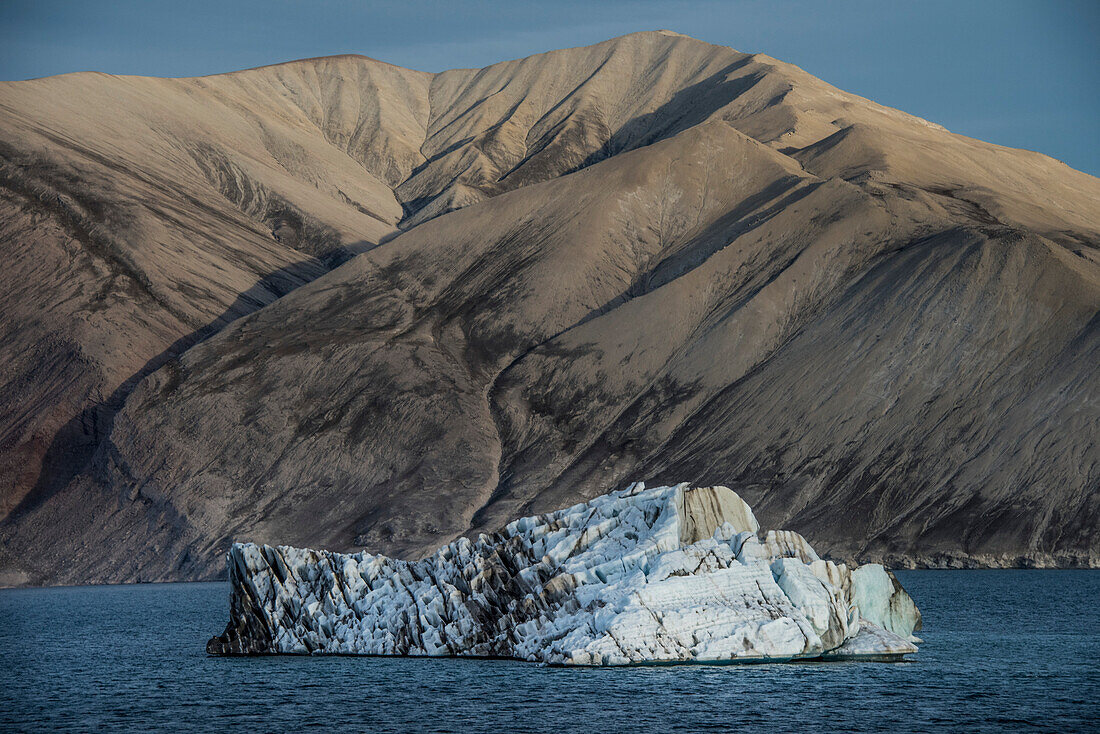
[1, 32, 1097, 585]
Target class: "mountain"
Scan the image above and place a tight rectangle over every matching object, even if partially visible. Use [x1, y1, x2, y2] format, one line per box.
[1, 31, 1097, 586]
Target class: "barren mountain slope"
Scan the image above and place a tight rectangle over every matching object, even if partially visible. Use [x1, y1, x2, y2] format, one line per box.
[0, 55, 435, 517]
[1, 32, 1097, 585]
[0, 29, 903, 519]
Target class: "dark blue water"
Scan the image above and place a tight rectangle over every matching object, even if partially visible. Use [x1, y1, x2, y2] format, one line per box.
[1, 571, 1097, 733]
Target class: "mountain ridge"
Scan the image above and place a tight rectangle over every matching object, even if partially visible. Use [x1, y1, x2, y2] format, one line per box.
[0, 31, 1096, 586]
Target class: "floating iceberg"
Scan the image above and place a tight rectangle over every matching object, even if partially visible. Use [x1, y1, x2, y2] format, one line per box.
[207, 483, 921, 664]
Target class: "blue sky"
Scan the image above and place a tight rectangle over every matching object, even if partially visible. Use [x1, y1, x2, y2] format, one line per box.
[2, 0, 1097, 176]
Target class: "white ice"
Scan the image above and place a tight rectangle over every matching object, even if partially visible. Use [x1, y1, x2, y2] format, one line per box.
[208, 482, 920, 664]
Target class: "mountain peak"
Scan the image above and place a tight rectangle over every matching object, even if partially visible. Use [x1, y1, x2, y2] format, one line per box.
[0, 31, 1097, 586]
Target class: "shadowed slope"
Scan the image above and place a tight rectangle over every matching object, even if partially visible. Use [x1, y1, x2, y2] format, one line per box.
[0, 55, 435, 517]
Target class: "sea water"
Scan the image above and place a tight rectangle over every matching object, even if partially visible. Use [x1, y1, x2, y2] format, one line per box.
[1, 571, 1097, 732]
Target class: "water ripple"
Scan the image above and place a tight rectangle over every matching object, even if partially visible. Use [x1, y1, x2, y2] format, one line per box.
[1, 571, 1098, 732]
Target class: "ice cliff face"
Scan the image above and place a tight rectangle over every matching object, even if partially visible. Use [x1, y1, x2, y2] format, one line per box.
[207, 483, 921, 664]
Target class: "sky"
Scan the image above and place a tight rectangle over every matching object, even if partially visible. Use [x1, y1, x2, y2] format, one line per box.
[1, 0, 1097, 176]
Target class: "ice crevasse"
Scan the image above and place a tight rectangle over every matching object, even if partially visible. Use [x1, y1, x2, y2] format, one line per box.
[207, 482, 923, 665]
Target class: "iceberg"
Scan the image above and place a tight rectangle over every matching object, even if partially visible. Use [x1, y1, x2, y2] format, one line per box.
[207, 482, 921, 664]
